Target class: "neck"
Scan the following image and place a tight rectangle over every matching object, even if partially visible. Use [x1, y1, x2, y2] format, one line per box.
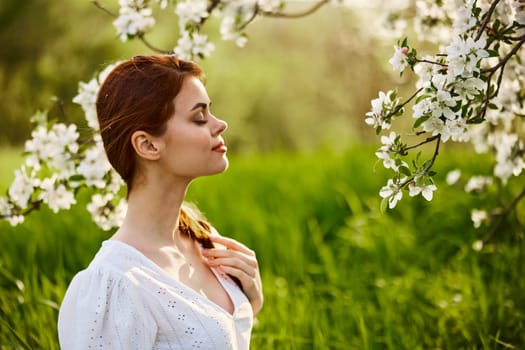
[112, 173, 192, 248]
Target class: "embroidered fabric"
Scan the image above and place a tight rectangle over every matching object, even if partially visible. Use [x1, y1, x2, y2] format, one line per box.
[58, 238, 253, 350]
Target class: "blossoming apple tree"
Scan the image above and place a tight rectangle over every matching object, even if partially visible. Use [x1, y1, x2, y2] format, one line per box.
[365, 0, 525, 245]
[1, 0, 524, 246]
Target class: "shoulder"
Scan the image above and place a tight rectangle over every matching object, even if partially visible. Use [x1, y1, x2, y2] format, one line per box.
[60, 241, 150, 310]
[58, 242, 157, 348]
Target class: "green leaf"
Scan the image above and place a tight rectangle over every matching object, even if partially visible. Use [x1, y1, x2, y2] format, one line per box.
[395, 107, 405, 116]
[415, 94, 430, 104]
[415, 151, 422, 163]
[422, 159, 432, 169]
[380, 197, 389, 214]
[413, 115, 430, 129]
[390, 90, 398, 101]
[399, 166, 412, 177]
[492, 19, 501, 32]
[69, 174, 85, 182]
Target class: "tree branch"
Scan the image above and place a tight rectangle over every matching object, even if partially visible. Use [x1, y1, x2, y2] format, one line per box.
[404, 134, 440, 152]
[475, 0, 502, 41]
[239, 4, 260, 31]
[385, 87, 424, 121]
[91, 0, 117, 17]
[415, 58, 448, 67]
[482, 185, 525, 243]
[206, 0, 221, 13]
[482, 34, 525, 74]
[1, 199, 43, 220]
[261, 0, 329, 19]
[137, 34, 172, 54]
[427, 135, 441, 171]
[193, 0, 221, 31]
[399, 135, 441, 189]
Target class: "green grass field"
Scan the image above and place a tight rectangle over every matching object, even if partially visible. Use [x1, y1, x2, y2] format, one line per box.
[1, 146, 524, 349]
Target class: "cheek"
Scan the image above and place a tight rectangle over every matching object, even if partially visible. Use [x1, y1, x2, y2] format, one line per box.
[168, 131, 210, 159]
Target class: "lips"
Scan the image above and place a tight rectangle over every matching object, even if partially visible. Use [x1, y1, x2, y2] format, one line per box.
[212, 142, 227, 153]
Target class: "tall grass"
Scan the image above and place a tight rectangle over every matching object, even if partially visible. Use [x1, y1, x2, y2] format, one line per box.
[1, 146, 524, 349]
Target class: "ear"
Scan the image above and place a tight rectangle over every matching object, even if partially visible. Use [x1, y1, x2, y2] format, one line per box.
[130, 130, 161, 160]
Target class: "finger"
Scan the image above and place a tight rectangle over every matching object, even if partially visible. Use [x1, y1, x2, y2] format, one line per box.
[207, 257, 256, 278]
[209, 235, 253, 255]
[217, 265, 255, 288]
[203, 248, 258, 268]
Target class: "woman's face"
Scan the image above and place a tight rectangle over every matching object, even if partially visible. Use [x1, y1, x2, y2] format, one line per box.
[156, 76, 228, 180]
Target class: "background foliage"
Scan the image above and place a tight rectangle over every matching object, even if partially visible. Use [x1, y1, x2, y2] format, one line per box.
[1, 1, 524, 349]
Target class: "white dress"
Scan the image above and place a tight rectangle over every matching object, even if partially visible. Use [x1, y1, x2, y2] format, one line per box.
[58, 239, 253, 350]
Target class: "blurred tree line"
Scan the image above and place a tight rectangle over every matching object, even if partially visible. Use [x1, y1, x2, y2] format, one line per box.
[0, 0, 396, 152]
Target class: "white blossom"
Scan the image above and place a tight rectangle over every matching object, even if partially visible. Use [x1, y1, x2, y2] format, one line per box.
[73, 63, 118, 131]
[493, 0, 517, 27]
[464, 176, 493, 193]
[472, 239, 484, 251]
[375, 132, 406, 170]
[445, 169, 461, 185]
[446, 117, 470, 142]
[73, 79, 100, 130]
[471, 209, 488, 228]
[408, 182, 437, 201]
[175, 0, 208, 30]
[257, 0, 283, 12]
[388, 45, 409, 72]
[414, 0, 456, 44]
[154, 0, 168, 9]
[6, 215, 25, 226]
[412, 97, 432, 119]
[452, 76, 484, 101]
[432, 89, 457, 120]
[113, 0, 155, 42]
[514, 1, 525, 25]
[174, 31, 215, 60]
[77, 143, 112, 189]
[452, 2, 476, 35]
[414, 56, 442, 89]
[493, 133, 525, 183]
[220, 15, 248, 47]
[446, 36, 488, 78]
[468, 124, 490, 154]
[365, 90, 399, 130]
[0, 198, 24, 226]
[379, 178, 403, 208]
[421, 115, 446, 137]
[26, 124, 78, 158]
[87, 194, 127, 231]
[39, 177, 76, 213]
[380, 131, 397, 149]
[8, 168, 36, 209]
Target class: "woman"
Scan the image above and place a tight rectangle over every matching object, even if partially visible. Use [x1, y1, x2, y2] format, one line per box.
[58, 55, 263, 349]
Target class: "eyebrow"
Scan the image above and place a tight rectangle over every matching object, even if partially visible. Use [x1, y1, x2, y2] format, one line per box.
[190, 102, 209, 111]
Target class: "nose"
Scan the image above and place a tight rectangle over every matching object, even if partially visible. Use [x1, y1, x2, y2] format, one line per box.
[213, 117, 228, 135]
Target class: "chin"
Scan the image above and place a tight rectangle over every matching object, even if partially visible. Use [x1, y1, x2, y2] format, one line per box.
[206, 158, 229, 176]
[218, 158, 229, 173]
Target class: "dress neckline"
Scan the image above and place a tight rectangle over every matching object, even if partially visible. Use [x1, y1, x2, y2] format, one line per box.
[102, 239, 242, 318]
